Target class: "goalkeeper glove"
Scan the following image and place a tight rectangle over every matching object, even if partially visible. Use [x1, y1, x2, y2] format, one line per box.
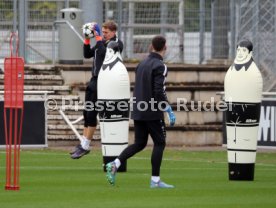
[93, 23, 102, 41]
[165, 105, 176, 127]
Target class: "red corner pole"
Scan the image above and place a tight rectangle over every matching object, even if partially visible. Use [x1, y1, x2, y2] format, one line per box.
[4, 32, 24, 191]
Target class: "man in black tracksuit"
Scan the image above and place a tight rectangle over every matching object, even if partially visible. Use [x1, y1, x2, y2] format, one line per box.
[71, 20, 123, 159]
[106, 36, 176, 188]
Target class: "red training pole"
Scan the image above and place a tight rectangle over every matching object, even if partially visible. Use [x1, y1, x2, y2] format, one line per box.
[4, 32, 24, 191]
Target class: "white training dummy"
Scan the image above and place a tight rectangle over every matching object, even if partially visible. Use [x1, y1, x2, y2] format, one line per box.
[224, 39, 263, 180]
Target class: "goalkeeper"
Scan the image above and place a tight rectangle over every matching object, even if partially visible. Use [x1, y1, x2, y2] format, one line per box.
[70, 20, 124, 159]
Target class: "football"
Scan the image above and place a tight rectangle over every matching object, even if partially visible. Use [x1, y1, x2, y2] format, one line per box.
[82, 22, 95, 38]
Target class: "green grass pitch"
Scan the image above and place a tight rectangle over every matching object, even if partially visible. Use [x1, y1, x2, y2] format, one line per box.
[0, 148, 276, 208]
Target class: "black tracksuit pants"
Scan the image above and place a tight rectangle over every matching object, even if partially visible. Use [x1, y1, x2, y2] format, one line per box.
[118, 119, 166, 176]
[83, 77, 98, 127]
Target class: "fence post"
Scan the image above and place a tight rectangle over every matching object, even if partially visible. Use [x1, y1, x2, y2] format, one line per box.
[253, 0, 259, 65]
[199, 0, 205, 64]
[19, 0, 27, 61]
[179, 0, 184, 63]
[12, 0, 17, 55]
[126, 2, 134, 59]
[81, 0, 103, 28]
[12, 0, 17, 34]
[230, 0, 236, 60]
[161, 2, 168, 36]
[117, 0, 122, 40]
[275, 0, 276, 73]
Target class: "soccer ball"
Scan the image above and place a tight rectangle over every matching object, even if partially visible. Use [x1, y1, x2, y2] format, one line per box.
[82, 22, 95, 38]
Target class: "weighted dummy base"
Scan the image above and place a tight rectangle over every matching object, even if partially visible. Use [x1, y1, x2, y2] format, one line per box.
[228, 163, 255, 181]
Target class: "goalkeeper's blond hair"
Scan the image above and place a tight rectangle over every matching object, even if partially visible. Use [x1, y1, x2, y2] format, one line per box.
[102, 20, 117, 32]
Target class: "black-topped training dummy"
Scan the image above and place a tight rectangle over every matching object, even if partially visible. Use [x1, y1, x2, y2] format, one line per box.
[97, 41, 130, 172]
[224, 39, 263, 180]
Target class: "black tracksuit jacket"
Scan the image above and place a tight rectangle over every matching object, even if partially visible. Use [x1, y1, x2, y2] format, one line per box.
[131, 52, 169, 121]
[83, 36, 123, 77]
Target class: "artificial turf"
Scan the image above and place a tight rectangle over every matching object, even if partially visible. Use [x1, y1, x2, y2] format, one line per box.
[0, 148, 276, 208]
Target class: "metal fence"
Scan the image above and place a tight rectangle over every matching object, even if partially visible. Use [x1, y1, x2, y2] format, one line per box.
[0, 0, 79, 64]
[104, 0, 227, 64]
[235, 0, 276, 91]
[0, 0, 226, 65]
[0, 0, 276, 90]
[105, 0, 186, 62]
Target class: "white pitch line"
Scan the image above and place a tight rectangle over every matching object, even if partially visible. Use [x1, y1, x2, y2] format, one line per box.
[0, 166, 96, 170]
[132, 156, 276, 168]
[1, 151, 276, 168]
[0, 166, 275, 171]
[0, 166, 226, 171]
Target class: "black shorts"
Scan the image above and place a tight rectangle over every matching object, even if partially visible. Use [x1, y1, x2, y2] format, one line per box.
[83, 77, 98, 127]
